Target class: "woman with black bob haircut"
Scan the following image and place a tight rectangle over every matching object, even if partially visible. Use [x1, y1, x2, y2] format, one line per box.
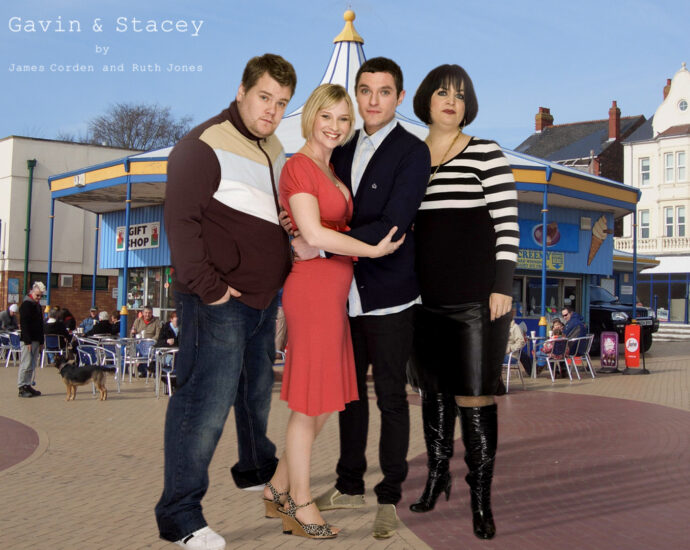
[407, 64, 519, 540]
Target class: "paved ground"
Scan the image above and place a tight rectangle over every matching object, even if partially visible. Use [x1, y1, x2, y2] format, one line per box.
[0, 342, 688, 549]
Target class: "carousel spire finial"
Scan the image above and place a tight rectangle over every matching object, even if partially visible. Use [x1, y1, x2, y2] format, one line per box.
[333, 9, 364, 43]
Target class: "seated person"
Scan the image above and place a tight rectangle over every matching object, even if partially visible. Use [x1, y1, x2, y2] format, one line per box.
[505, 304, 533, 375]
[156, 311, 179, 348]
[141, 311, 179, 378]
[79, 308, 98, 333]
[562, 306, 587, 353]
[44, 310, 70, 341]
[58, 308, 76, 333]
[110, 310, 121, 336]
[86, 311, 113, 337]
[541, 319, 565, 354]
[44, 310, 70, 363]
[130, 305, 161, 340]
[0, 303, 19, 330]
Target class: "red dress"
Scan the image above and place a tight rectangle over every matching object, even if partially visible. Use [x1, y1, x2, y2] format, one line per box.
[279, 153, 358, 416]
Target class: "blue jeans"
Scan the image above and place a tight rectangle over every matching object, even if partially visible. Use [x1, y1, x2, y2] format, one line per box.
[155, 292, 279, 542]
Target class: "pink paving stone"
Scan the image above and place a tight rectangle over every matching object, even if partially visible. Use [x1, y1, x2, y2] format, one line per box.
[399, 391, 690, 550]
[0, 415, 39, 471]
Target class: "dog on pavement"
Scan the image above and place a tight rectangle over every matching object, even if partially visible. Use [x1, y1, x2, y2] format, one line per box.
[54, 355, 108, 401]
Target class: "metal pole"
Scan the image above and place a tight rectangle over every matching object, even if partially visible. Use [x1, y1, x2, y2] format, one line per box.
[46, 199, 56, 307]
[92, 214, 99, 308]
[632, 209, 638, 319]
[120, 175, 132, 338]
[23, 159, 37, 296]
[539, 179, 549, 337]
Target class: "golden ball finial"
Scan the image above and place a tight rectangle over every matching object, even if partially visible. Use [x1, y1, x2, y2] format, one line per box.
[344, 10, 355, 22]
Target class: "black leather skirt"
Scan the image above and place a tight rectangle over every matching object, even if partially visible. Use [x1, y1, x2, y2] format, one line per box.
[409, 301, 511, 396]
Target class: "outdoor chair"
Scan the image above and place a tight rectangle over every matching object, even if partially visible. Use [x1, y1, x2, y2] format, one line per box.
[96, 344, 121, 393]
[40, 334, 68, 369]
[77, 344, 101, 396]
[566, 334, 595, 379]
[154, 347, 178, 398]
[501, 348, 525, 392]
[5, 332, 22, 368]
[0, 332, 11, 363]
[543, 337, 572, 382]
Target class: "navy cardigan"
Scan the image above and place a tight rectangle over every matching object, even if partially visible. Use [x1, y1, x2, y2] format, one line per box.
[331, 123, 430, 313]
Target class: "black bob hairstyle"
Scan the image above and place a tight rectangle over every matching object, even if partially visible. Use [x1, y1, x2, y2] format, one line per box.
[413, 64, 478, 127]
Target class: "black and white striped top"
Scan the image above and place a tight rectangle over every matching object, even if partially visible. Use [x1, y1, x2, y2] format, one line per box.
[414, 137, 519, 306]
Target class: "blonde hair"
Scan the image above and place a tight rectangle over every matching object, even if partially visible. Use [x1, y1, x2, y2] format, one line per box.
[301, 84, 355, 143]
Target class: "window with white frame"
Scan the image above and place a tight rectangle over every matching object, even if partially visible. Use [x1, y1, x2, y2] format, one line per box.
[677, 206, 686, 237]
[639, 210, 650, 239]
[664, 206, 674, 237]
[639, 157, 650, 186]
[677, 151, 686, 181]
[665, 153, 675, 183]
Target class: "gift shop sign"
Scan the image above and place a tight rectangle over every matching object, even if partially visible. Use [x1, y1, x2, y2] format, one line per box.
[116, 222, 160, 251]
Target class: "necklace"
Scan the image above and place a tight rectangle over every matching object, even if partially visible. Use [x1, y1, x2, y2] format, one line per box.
[304, 142, 341, 188]
[428, 129, 462, 180]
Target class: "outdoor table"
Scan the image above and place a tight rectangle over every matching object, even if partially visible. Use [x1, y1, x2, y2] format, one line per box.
[527, 335, 546, 379]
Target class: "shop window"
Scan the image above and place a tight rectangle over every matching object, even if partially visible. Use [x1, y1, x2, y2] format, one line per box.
[29, 272, 58, 289]
[664, 206, 674, 237]
[80, 275, 109, 291]
[639, 157, 650, 187]
[677, 206, 686, 237]
[677, 151, 686, 182]
[639, 210, 650, 239]
[127, 268, 146, 309]
[526, 277, 559, 317]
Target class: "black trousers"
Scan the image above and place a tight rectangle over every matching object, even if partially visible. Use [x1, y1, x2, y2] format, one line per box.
[335, 308, 413, 505]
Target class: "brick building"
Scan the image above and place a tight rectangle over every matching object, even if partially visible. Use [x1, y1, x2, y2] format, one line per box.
[515, 102, 646, 185]
[0, 136, 132, 322]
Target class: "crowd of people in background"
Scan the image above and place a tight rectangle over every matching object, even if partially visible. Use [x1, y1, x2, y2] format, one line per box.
[1, 286, 177, 397]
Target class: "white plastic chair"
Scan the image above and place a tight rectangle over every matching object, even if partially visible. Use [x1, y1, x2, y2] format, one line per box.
[40, 334, 68, 368]
[566, 334, 595, 379]
[502, 348, 525, 392]
[543, 338, 572, 382]
[5, 332, 22, 367]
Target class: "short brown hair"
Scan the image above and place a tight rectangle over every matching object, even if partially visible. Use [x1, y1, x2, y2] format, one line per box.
[242, 53, 297, 97]
[301, 84, 355, 143]
[355, 57, 404, 96]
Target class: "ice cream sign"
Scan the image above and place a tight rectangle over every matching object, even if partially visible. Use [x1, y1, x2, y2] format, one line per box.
[518, 221, 578, 252]
[116, 222, 160, 251]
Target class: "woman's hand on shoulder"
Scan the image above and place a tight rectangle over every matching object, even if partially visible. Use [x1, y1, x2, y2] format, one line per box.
[489, 292, 512, 321]
[372, 227, 405, 258]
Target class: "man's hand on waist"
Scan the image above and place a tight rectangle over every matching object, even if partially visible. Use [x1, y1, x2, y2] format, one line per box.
[209, 285, 242, 305]
[291, 235, 320, 262]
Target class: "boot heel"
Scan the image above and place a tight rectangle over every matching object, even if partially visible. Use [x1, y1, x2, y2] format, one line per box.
[444, 476, 452, 501]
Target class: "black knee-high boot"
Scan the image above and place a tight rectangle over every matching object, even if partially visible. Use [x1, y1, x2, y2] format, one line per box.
[458, 404, 498, 540]
[410, 392, 456, 513]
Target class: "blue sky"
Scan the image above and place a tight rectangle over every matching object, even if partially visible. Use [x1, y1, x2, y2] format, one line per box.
[1, 0, 688, 149]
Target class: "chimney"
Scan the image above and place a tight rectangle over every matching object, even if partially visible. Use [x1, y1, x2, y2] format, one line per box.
[608, 100, 620, 141]
[663, 78, 672, 99]
[535, 107, 553, 133]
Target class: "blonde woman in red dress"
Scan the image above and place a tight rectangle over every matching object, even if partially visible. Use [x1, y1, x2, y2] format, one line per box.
[263, 84, 403, 539]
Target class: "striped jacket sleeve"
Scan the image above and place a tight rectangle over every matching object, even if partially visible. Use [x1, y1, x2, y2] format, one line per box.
[480, 140, 519, 296]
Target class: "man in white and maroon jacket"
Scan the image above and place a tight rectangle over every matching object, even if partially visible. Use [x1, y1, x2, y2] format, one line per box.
[155, 54, 296, 550]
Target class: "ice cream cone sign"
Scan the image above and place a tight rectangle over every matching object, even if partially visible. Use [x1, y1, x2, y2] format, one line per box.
[588, 215, 613, 265]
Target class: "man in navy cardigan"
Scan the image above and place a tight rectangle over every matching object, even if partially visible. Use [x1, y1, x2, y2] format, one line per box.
[297, 57, 430, 538]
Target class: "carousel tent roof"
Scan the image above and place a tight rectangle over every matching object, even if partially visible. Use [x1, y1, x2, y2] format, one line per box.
[275, 10, 426, 153]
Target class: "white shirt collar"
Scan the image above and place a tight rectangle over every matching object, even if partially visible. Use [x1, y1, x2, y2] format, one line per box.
[357, 118, 398, 151]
